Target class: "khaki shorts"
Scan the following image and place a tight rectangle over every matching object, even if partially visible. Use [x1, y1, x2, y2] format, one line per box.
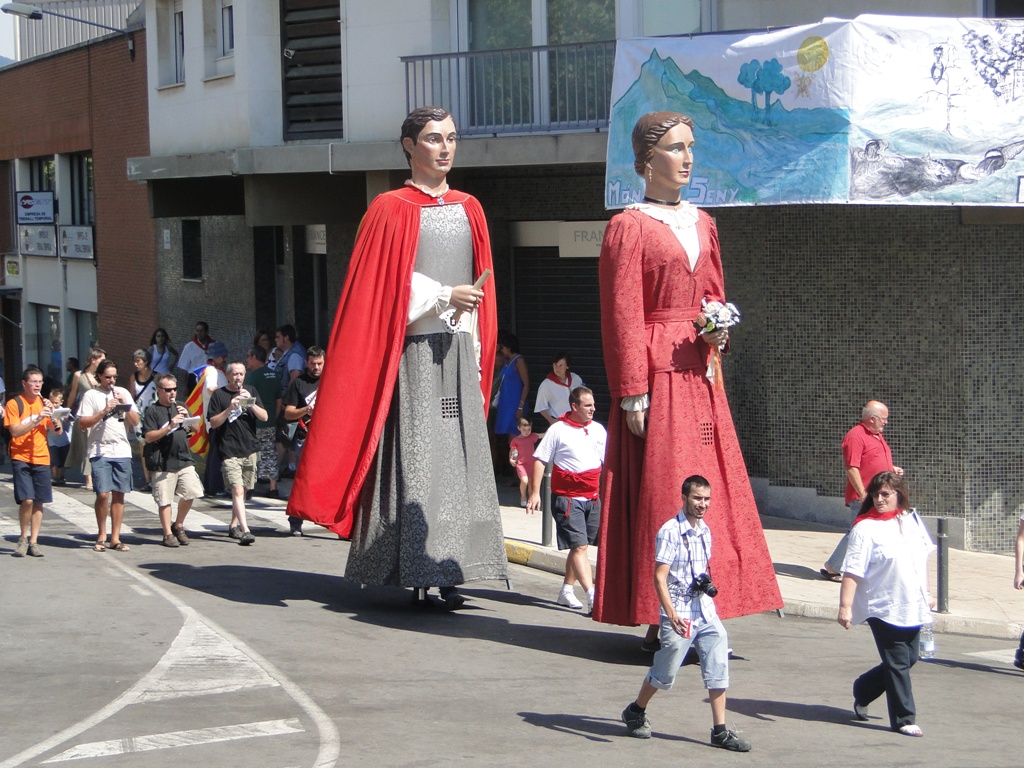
[222, 453, 259, 490]
[152, 465, 205, 507]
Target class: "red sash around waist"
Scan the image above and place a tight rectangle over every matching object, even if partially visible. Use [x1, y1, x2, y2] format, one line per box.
[551, 466, 601, 499]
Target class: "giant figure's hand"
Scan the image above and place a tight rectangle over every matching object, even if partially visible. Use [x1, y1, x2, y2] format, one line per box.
[626, 409, 647, 438]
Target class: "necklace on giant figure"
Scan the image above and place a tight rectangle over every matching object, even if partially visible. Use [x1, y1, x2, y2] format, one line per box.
[642, 195, 682, 206]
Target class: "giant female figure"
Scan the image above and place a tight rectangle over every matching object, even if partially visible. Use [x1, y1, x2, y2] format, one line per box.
[593, 112, 782, 630]
[287, 107, 508, 607]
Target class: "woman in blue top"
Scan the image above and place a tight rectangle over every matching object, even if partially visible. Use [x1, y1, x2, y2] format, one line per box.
[494, 332, 529, 438]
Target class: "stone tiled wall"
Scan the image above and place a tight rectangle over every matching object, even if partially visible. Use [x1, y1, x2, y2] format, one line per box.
[715, 204, 1024, 553]
[153, 215, 259, 365]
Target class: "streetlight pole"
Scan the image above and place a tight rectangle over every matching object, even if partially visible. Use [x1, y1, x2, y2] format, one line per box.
[2, 3, 135, 60]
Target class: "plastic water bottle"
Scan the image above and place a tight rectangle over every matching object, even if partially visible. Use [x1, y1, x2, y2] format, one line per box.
[919, 624, 936, 660]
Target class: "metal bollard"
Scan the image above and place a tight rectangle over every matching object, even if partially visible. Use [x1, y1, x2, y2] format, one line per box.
[936, 517, 949, 614]
[541, 462, 554, 548]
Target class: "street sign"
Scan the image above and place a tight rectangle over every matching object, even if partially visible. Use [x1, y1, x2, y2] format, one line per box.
[60, 226, 95, 260]
[18, 225, 56, 257]
[14, 191, 55, 225]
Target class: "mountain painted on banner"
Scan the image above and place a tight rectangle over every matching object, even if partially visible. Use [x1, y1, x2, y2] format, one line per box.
[606, 50, 851, 207]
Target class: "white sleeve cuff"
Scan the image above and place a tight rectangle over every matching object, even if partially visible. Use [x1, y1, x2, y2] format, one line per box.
[620, 393, 649, 411]
[408, 272, 452, 323]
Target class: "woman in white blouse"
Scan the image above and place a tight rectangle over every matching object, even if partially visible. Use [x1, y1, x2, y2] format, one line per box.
[533, 351, 584, 425]
[837, 471, 934, 737]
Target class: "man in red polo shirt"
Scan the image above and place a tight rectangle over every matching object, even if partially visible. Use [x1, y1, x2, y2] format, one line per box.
[821, 400, 903, 579]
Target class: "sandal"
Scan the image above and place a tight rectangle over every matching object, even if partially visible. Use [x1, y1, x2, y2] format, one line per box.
[92, 542, 106, 552]
[898, 724, 923, 737]
[107, 542, 130, 552]
[819, 568, 842, 582]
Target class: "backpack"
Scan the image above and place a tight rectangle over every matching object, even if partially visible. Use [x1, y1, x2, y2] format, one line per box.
[2, 396, 26, 451]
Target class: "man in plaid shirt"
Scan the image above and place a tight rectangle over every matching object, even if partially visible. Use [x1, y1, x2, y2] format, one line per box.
[620, 475, 751, 752]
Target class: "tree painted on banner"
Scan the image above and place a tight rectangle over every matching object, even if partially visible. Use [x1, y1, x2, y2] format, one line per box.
[737, 58, 792, 125]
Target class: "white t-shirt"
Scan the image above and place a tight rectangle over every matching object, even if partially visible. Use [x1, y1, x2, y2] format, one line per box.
[177, 340, 208, 372]
[79, 387, 138, 459]
[534, 372, 584, 420]
[842, 511, 934, 628]
[534, 418, 606, 474]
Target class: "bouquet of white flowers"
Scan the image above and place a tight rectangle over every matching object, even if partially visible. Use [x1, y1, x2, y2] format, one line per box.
[694, 298, 741, 390]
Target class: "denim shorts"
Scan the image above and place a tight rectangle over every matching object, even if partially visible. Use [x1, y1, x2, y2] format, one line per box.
[11, 460, 52, 504]
[646, 614, 730, 691]
[552, 496, 600, 550]
[90, 457, 133, 494]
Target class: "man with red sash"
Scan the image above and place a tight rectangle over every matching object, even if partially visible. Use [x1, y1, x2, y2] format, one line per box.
[528, 386, 607, 612]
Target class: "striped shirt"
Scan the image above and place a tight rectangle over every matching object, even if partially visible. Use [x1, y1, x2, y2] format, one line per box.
[654, 511, 717, 623]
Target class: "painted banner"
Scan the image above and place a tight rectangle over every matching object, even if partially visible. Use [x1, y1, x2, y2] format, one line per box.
[605, 14, 1024, 208]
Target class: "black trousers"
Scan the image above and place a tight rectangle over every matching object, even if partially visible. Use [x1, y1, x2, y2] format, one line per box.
[853, 617, 920, 731]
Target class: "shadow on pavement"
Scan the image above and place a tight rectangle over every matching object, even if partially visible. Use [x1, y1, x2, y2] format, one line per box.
[726, 697, 864, 725]
[774, 562, 834, 581]
[138, 562, 654, 666]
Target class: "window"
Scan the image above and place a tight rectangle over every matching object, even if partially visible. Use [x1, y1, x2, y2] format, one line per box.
[28, 156, 55, 191]
[280, 0, 342, 139]
[174, 2, 186, 83]
[221, 1, 234, 56]
[987, 1, 1024, 17]
[69, 153, 94, 227]
[182, 220, 202, 280]
[640, 0, 701, 36]
[32, 304, 62, 382]
[461, 0, 615, 130]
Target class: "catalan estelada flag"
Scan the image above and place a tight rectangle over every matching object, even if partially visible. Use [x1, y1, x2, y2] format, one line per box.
[185, 367, 209, 457]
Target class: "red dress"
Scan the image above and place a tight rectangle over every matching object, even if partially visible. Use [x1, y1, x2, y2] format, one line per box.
[593, 207, 783, 625]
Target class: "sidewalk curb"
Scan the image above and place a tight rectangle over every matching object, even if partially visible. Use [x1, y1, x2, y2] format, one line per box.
[505, 538, 567, 577]
[506, 538, 1024, 641]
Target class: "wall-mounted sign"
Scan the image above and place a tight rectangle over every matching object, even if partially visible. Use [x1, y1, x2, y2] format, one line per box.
[6, 259, 20, 277]
[557, 221, 607, 258]
[14, 191, 55, 225]
[60, 226, 95, 260]
[19, 225, 56, 257]
[305, 224, 327, 254]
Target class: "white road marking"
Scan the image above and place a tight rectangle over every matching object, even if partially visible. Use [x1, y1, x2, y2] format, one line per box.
[964, 648, 1019, 664]
[129, 583, 151, 597]
[0, 514, 21, 538]
[41, 718, 304, 762]
[122, 488, 292, 534]
[0, 489, 341, 768]
[134, 614, 279, 702]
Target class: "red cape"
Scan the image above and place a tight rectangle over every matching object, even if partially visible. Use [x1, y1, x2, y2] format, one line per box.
[286, 186, 497, 537]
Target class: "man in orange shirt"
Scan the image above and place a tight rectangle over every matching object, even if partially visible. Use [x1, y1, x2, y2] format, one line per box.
[4, 366, 62, 557]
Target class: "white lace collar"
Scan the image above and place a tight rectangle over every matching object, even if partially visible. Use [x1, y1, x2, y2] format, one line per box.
[627, 201, 699, 229]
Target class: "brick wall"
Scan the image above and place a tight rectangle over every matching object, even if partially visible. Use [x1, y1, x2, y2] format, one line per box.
[0, 33, 157, 387]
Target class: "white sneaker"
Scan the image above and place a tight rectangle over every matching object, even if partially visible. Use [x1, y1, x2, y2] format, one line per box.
[585, 589, 595, 614]
[556, 588, 583, 609]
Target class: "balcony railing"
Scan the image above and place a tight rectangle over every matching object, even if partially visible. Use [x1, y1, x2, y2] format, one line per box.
[402, 40, 615, 136]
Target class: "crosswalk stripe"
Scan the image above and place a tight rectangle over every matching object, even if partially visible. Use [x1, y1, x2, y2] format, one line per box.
[41, 719, 304, 762]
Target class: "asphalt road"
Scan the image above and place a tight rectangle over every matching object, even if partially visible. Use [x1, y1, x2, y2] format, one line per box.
[1, 482, 1021, 767]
